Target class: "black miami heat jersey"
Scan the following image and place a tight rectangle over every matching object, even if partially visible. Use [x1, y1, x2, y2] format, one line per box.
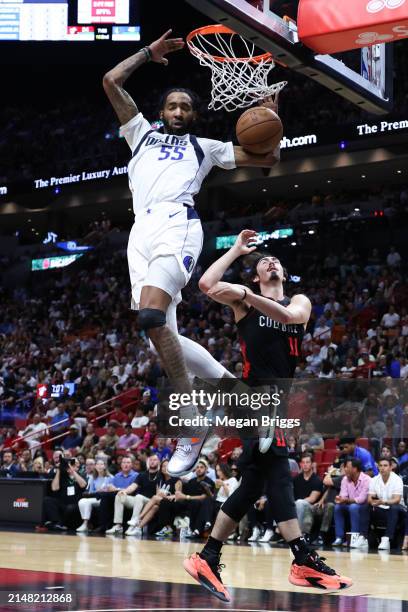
[237, 296, 305, 459]
[237, 296, 304, 386]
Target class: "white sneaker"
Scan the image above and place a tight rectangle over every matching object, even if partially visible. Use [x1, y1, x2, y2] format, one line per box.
[349, 532, 361, 548]
[332, 538, 344, 546]
[167, 435, 207, 477]
[352, 535, 368, 548]
[259, 528, 274, 543]
[259, 438, 273, 453]
[105, 524, 123, 535]
[76, 522, 88, 533]
[378, 536, 390, 550]
[125, 526, 142, 536]
[248, 527, 261, 542]
[259, 403, 277, 453]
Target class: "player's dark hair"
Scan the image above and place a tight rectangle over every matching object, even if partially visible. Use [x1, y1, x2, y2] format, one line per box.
[244, 251, 288, 292]
[159, 87, 201, 112]
[378, 456, 392, 465]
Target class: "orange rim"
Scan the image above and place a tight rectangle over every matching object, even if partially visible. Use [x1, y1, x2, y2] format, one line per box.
[187, 24, 274, 65]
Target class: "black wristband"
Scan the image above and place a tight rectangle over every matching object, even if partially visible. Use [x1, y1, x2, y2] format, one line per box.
[141, 47, 152, 62]
[241, 288, 247, 301]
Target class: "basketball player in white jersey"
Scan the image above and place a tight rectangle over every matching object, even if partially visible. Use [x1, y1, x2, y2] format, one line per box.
[103, 30, 280, 476]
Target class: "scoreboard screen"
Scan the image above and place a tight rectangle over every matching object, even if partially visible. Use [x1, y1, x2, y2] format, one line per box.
[0, 0, 140, 41]
[0, 0, 68, 41]
[77, 0, 129, 24]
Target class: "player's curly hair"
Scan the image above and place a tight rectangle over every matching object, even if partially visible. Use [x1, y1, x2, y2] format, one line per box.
[243, 251, 289, 293]
[159, 87, 201, 112]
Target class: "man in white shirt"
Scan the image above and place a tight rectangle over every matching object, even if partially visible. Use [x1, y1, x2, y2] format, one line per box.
[21, 414, 48, 456]
[381, 306, 400, 329]
[368, 457, 406, 550]
[103, 30, 281, 476]
[313, 317, 331, 341]
[386, 247, 401, 268]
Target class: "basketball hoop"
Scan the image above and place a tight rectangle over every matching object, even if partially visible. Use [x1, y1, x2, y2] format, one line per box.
[187, 24, 287, 112]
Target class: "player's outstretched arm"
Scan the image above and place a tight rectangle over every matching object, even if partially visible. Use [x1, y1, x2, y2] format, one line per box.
[244, 292, 312, 325]
[234, 144, 280, 168]
[199, 229, 257, 294]
[103, 29, 184, 125]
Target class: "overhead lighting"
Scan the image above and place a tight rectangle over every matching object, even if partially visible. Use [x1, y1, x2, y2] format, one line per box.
[262, 188, 267, 192]
[327, 180, 332, 184]
[308, 230, 315, 235]
[128, 208, 132, 211]
[28, 219, 31, 223]
[291, 241, 297, 246]
[294, 184, 299, 188]
[397, 170, 402, 174]
[31, 228, 35, 232]
[361, 174, 366, 178]
[354, 208, 360, 212]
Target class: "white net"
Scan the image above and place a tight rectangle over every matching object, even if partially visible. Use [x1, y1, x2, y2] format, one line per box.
[187, 26, 287, 112]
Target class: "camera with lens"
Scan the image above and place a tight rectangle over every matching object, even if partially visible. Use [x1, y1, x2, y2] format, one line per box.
[59, 457, 76, 472]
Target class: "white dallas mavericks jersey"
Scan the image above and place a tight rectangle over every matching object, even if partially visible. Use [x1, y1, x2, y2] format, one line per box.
[120, 113, 236, 214]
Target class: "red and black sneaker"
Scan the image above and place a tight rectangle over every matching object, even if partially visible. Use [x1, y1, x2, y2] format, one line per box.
[289, 551, 353, 590]
[183, 552, 231, 602]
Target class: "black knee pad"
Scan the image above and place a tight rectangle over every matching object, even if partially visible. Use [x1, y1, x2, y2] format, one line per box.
[138, 308, 166, 330]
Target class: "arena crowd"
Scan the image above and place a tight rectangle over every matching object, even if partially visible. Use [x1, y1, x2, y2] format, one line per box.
[0, 203, 407, 551]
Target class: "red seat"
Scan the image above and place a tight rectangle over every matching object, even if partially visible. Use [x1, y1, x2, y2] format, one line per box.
[314, 450, 323, 464]
[95, 427, 107, 437]
[134, 428, 146, 438]
[218, 438, 242, 462]
[15, 418, 28, 431]
[322, 449, 339, 464]
[317, 462, 330, 478]
[324, 438, 339, 450]
[356, 437, 369, 450]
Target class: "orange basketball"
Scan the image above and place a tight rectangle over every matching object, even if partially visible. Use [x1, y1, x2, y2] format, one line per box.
[236, 106, 283, 155]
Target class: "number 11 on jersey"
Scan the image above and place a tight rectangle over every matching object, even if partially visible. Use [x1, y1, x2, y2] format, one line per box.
[288, 337, 299, 357]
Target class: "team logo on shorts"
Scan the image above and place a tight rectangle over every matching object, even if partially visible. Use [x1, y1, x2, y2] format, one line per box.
[183, 256, 195, 273]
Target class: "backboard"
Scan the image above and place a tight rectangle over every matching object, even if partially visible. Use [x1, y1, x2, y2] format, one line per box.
[185, 0, 393, 114]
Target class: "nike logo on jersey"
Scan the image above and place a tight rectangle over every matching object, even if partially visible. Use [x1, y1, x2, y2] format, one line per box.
[169, 211, 182, 219]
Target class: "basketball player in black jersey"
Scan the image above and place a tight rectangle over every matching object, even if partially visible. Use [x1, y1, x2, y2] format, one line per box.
[183, 230, 352, 601]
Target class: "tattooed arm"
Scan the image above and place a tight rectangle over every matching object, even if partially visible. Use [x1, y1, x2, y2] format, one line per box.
[102, 29, 185, 125]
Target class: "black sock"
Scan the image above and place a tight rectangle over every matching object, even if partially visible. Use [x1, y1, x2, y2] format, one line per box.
[201, 536, 223, 559]
[288, 536, 310, 564]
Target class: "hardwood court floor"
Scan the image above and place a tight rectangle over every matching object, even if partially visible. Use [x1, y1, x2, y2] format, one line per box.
[1, 530, 408, 611]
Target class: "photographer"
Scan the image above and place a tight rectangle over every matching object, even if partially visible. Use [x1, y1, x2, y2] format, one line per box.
[42, 456, 87, 530]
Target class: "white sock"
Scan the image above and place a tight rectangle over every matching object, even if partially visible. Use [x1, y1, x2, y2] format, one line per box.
[179, 335, 233, 380]
[150, 300, 235, 381]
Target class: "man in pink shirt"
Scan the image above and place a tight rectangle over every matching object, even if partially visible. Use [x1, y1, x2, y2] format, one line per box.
[333, 458, 371, 548]
[116, 424, 140, 452]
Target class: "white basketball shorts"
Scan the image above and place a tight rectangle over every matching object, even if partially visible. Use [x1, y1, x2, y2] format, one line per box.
[127, 202, 203, 310]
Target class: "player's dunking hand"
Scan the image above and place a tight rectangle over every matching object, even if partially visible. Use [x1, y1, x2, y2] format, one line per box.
[149, 29, 185, 65]
[232, 229, 258, 256]
[258, 91, 279, 114]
